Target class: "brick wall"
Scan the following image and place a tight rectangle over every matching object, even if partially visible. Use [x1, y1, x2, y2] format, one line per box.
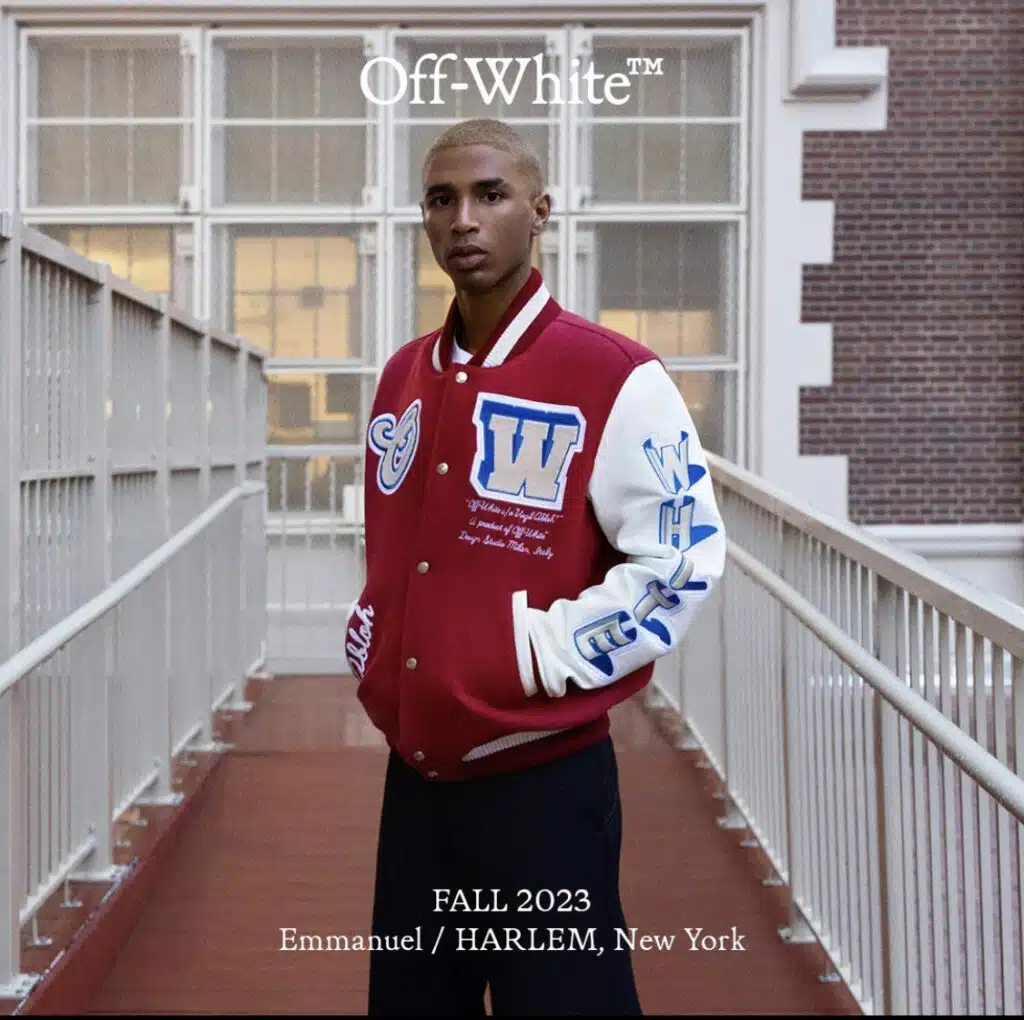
[800, 0, 1023, 524]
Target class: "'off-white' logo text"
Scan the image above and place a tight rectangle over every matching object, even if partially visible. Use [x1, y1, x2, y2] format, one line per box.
[360, 54, 664, 107]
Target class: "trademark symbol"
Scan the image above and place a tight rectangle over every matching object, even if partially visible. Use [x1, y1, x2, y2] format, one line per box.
[625, 57, 664, 76]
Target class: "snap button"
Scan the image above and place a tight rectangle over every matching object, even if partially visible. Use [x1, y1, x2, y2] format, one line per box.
[436, 463, 449, 475]
[417, 561, 429, 573]
[455, 371, 468, 383]
[413, 751, 425, 762]
[406, 657, 418, 669]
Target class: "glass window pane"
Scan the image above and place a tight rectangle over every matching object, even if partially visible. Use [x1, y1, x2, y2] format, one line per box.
[667, 370, 736, 459]
[219, 124, 370, 205]
[37, 224, 194, 313]
[30, 36, 185, 119]
[222, 48, 274, 118]
[590, 123, 737, 204]
[217, 225, 375, 363]
[391, 34, 562, 206]
[401, 121, 556, 208]
[218, 37, 369, 119]
[267, 453, 363, 517]
[267, 371, 376, 446]
[584, 222, 734, 359]
[26, 35, 192, 209]
[35, 47, 87, 118]
[578, 35, 741, 206]
[214, 36, 374, 206]
[587, 37, 739, 119]
[29, 125, 184, 207]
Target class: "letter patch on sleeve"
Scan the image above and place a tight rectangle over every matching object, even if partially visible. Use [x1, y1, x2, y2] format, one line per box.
[470, 393, 586, 512]
[368, 399, 421, 494]
[573, 610, 638, 679]
[645, 429, 719, 591]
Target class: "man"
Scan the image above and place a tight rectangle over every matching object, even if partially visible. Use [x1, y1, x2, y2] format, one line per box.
[346, 117, 726, 1016]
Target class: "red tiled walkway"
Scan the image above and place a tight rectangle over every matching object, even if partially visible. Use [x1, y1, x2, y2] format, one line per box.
[85, 676, 860, 1015]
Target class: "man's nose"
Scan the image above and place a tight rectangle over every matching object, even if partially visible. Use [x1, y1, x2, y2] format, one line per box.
[451, 197, 478, 233]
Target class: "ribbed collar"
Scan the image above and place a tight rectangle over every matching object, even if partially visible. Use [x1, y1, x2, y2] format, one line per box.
[430, 268, 558, 372]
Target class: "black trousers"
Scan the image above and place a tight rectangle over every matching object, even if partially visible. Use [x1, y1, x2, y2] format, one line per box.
[367, 736, 643, 1016]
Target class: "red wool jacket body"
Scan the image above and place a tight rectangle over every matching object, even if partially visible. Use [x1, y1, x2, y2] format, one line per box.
[345, 269, 726, 781]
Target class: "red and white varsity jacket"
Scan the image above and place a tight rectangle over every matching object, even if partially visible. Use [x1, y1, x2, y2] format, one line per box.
[345, 269, 726, 781]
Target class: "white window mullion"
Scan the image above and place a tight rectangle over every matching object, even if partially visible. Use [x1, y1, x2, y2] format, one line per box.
[381, 28, 406, 215]
[83, 45, 92, 203]
[358, 222, 378, 371]
[734, 213, 749, 466]
[270, 43, 279, 205]
[368, 30, 387, 210]
[678, 41, 687, 205]
[181, 28, 201, 215]
[738, 25, 751, 214]
[313, 47, 322, 205]
[381, 214, 402, 364]
[16, 25, 35, 212]
[568, 25, 591, 212]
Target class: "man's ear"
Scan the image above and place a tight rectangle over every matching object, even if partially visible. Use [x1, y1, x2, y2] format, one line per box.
[419, 199, 426, 228]
[532, 192, 552, 236]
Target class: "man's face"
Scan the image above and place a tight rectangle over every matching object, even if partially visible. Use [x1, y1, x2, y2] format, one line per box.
[420, 144, 550, 294]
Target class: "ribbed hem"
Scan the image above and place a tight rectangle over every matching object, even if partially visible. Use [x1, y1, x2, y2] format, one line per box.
[462, 727, 569, 762]
[459, 718, 611, 780]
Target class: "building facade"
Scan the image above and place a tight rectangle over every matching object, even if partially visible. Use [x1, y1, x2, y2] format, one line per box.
[0, 0, 1018, 660]
[801, 0, 1023, 604]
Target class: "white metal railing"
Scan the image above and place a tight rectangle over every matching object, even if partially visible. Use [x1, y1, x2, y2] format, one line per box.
[265, 451, 365, 673]
[657, 451, 1024, 1016]
[0, 212, 268, 998]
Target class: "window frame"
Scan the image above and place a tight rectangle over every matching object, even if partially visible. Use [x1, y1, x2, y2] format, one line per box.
[383, 26, 569, 216]
[570, 209, 747, 462]
[19, 25, 203, 217]
[568, 26, 750, 216]
[204, 27, 387, 215]
[19, 19, 753, 512]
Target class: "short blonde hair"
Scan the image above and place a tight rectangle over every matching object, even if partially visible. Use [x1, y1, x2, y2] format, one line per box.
[421, 118, 544, 196]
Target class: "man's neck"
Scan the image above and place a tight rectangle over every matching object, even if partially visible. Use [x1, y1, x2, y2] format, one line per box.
[454, 262, 533, 355]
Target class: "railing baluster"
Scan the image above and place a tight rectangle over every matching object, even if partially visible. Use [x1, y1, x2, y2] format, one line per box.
[0, 221, 267, 1000]
[940, 612, 962, 1014]
[1013, 655, 1024, 1016]
[875, 577, 900, 1014]
[923, 601, 944, 1014]
[993, 646, 1015, 1014]
[909, 594, 927, 1013]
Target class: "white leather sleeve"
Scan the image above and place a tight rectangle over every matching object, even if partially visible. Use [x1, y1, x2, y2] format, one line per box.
[513, 359, 727, 698]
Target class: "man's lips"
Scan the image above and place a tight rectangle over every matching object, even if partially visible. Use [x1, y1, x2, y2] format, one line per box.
[447, 247, 488, 270]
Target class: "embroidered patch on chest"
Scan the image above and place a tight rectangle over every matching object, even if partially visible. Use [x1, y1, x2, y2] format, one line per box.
[368, 399, 421, 494]
[470, 393, 587, 512]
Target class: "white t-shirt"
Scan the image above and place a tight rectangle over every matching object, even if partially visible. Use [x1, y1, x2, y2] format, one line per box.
[452, 334, 473, 364]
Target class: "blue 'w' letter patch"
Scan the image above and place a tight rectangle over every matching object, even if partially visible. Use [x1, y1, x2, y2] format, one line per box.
[471, 393, 587, 511]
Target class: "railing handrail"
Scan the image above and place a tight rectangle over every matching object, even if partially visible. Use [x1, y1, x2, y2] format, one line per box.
[2, 215, 266, 365]
[0, 481, 264, 700]
[708, 452, 1024, 660]
[727, 538, 1024, 823]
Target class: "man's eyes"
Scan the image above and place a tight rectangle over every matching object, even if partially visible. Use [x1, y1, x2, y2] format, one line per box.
[426, 191, 505, 207]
